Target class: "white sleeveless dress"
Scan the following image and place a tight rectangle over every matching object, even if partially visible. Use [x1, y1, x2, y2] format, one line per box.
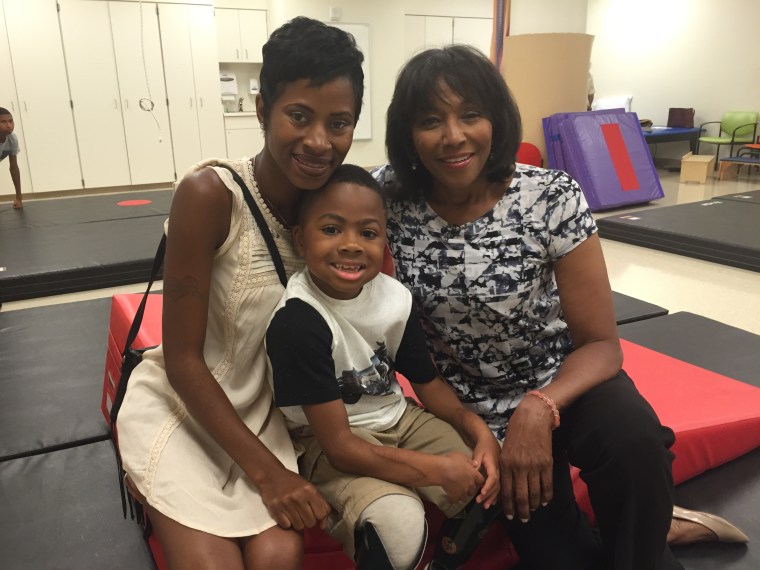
[117, 157, 304, 536]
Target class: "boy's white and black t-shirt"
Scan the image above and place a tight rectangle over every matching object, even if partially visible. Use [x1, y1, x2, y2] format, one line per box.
[266, 269, 438, 432]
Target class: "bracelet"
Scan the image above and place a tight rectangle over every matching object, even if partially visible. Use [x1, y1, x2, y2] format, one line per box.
[527, 390, 560, 430]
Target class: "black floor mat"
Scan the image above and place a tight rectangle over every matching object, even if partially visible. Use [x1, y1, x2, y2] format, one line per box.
[597, 199, 760, 272]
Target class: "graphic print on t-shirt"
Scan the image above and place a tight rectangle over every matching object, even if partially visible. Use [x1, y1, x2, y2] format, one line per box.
[339, 342, 394, 404]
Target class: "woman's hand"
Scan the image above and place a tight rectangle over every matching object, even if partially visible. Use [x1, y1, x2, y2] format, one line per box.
[257, 467, 331, 531]
[437, 452, 485, 504]
[499, 396, 554, 522]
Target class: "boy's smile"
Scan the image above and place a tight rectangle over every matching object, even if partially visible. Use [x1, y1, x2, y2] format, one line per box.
[294, 181, 386, 300]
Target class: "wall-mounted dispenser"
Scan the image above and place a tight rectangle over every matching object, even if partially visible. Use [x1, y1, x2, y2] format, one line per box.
[220, 72, 238, 101]
[250, 78, 259, 95]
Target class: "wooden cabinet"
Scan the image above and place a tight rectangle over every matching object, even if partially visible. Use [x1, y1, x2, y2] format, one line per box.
[0, 1, 32, 197]
[2, 0, 82, 193]
[159, 3, 226, 178]
[59, 0, 130, 188]
[405, 15, 492, 58]
[215, 8, 267, 63]
[224, 114, 264, 159]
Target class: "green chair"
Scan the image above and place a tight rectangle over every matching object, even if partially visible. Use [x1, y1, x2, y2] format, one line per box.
[697, 111, 759, 168]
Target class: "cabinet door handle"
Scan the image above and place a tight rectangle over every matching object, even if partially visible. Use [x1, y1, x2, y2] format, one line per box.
[236, 48, 240, 60]
[245, 49, 249, 59]
[24, 101, 28, 112]
[125, 99, 129, 109]
[190, 98, 193, 108]
[200, 97, 204, 107]
[114, 99, 118, 109]
[10, 101, 14, 112]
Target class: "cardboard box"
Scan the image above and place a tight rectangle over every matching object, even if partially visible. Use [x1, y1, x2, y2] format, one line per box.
[680, 152, 715, 184]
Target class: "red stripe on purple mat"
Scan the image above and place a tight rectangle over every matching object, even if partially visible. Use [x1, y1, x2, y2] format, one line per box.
[601, 123, 639, 191]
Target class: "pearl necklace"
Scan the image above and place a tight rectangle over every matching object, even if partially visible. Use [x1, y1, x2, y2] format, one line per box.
[247, 158, 290, 229]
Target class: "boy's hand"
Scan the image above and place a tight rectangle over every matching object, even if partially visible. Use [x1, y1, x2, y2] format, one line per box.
[258, 467, 331, 531]
[472, 435, 501, 509]
[438, 452, 485, 503]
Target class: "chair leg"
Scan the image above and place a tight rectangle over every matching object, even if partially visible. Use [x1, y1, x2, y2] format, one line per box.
[714, 145, 720, 170]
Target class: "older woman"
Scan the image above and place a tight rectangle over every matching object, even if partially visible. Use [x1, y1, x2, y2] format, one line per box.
[375, 45, 745, 570]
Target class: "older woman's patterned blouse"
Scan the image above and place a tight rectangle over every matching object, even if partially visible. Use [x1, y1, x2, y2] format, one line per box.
[374, 164, 597, 439]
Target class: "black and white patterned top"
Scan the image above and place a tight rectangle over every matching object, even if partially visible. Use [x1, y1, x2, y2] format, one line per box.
[373, 164, 597, 439]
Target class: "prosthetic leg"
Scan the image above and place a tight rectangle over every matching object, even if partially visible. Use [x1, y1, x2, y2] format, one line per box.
[354, 519, 428, 570]
[427, 501, 502, 570]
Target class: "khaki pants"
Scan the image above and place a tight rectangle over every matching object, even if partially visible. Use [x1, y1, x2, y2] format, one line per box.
[291, 401, 474, 556]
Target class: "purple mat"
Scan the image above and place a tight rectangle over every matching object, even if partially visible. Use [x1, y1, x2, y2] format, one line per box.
[543, 111, 664, 211]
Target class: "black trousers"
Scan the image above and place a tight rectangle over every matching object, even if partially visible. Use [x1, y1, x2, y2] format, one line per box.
[504, 371, 683, 570]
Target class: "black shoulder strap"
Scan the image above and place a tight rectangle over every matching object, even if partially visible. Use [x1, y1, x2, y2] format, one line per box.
[120, 234, 166, 359]
[217, 163, 288, 287]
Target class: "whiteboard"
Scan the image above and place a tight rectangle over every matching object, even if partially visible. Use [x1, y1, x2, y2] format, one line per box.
[329, 23, 372, 140]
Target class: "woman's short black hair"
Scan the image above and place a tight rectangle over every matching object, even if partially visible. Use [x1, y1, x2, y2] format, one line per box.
[259, 17, 364, 124]
[298, 164, 387, 224]
[385, 45, 522, 199]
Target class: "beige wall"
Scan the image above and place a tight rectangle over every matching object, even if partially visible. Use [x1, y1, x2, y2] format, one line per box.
[588, 0, 760, 158]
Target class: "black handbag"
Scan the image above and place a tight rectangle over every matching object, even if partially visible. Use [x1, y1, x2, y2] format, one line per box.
[109, 162, 288, 522]
[667, 108, 696, 129]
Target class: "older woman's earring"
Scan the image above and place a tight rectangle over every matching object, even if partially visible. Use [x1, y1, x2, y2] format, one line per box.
[488, 152, 494, 162]
[411, 161, 418, 171]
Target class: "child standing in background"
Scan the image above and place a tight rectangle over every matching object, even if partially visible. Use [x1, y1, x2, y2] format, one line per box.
[0, 107, 22, 209]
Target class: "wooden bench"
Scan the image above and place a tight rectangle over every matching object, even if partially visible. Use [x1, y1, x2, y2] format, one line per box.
[718, 156, 760, 180]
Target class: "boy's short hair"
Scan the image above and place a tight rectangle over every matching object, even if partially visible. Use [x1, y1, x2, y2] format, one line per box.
[259, 17, 365, 124]
[0, 107, 11, 116]
[298, 164, 387, 224]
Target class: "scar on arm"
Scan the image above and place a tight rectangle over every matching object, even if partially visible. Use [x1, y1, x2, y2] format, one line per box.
[163, 276, 203, 302]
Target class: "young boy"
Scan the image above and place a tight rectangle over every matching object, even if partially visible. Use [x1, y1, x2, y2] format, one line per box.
[0, 107, 22, 209]
[266, 165, 502, 570]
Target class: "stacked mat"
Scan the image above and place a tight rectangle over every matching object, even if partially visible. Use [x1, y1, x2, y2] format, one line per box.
[597, 191, 760, 272]
[543, 109, 664, 211]
[0, 190, 172, 303]
[3, 293, 759, 569]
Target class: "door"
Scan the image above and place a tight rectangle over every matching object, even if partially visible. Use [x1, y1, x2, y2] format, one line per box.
[158, 3, 202, 177]
[110, 1, 174, 185]
[188, 5, 227, 160]
[0, 1, 32, 195]
[424, 16, 453, 48]
[3, 0, 82, 192]
[239, 10, 267, 63]
[59, 0, 130, 188]
[453, 17, 493, 57]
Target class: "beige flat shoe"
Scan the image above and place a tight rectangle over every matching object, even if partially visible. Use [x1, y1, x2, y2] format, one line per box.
[673, 506, 749, 544]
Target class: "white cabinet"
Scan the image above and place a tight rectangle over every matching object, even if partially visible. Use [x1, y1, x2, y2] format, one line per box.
[3, 0, 82, 193]
[405, 15, 492, 58]
[0, 1, 32, 196]
[159, 3, 226, 177]
[215, 8, 267, 63]
[59, 0, 131, 188]
[224, 114, 264, 159]
[59, 0, 174, 188]
[109, 1, 174, 185]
